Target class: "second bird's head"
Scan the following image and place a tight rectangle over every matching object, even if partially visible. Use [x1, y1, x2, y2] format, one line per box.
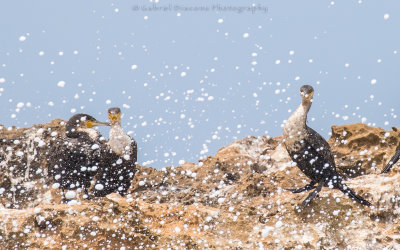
[108, 107, 122, 125]
[300, 85, 314, 103]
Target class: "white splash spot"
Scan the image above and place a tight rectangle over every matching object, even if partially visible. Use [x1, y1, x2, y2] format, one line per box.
[57, 81, 66, 87]
[65, 191, 76, 199]
[95, 184, 104, 190]
[19, 35, 26, 42]
[243, 33, 249, 38]
[180, 72, 186, 77]
[91, 144, 99, 150]
[384, 13, 390, 20]
[261, 226, 274, 238]
[370, 79, 377, 85]
[131, 65, 138, 70]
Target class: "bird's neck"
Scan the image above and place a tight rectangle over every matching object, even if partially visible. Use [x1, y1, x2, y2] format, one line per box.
[109, 124, 125, 140]
[284, 100, 312, 133]
[298, 100, 312, 124]
[108, 124, 131, 155]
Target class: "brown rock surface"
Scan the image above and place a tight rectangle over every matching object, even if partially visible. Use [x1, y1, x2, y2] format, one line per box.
[1, 121, 400, 248]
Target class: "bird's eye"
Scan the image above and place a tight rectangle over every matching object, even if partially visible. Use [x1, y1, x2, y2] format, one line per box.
[86, 121, 93, 128]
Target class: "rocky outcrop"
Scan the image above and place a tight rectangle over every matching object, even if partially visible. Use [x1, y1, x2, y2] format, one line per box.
[1, 121, 400, 248]
[0, 119, 66, 209]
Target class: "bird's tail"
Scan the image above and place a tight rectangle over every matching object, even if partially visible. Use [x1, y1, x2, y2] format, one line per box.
[381, 145, 400, 173]
[337, 181, 371, 206]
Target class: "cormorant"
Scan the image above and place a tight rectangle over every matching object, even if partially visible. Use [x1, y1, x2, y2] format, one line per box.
[91, 107, 137, 197]
[283, 85, 371, 207]
[48, 113, 109, 202]
[381, 143, 400, 173]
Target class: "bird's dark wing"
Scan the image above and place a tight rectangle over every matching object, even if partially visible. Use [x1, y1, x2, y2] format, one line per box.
[90, 136, 137, 197]
[382, 144, 400, 173]
[304, 126, 336, 168]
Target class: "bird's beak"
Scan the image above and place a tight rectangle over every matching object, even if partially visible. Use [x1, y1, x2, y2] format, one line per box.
[108, 113, 121, 122]
[94, 121, 111, 126]
[87, 120, 110, 128]
[302, 92, 314, 102]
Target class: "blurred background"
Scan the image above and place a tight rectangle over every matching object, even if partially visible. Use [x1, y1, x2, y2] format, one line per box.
[1, 0, 399, 168]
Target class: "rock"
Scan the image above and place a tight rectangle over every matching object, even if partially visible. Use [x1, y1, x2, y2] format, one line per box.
[1, 122, 400, 248]
[329, 123, 400, 176]
[0, 119, 66, 209]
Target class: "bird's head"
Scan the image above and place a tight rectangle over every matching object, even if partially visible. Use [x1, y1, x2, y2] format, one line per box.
[108, 107, 122, 125]
[300, 85, 314, 103]
[66, 114, 109, 138]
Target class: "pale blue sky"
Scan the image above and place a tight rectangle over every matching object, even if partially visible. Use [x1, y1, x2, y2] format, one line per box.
[1, 1, 399, 168]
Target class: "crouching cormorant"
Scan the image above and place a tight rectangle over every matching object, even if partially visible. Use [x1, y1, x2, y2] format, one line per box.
[381, 143, 400, 173]
[283, 85, 371, 207]
[91, 107, 137, 197]
[48, 114, 109, 202]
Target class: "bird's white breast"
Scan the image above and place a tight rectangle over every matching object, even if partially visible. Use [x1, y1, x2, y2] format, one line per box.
[107, 126, 132, 156]
[283, 104, 308, 151]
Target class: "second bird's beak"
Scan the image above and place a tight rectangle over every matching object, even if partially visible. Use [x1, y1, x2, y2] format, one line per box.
[108, 113, 121, 122]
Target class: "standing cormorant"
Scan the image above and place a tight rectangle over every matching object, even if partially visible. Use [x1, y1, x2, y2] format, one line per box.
[48, 114, 109, 202]
[283, 85, 371, 207]
[381, 143, 400, 173]
[91, 107, 137, 197]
